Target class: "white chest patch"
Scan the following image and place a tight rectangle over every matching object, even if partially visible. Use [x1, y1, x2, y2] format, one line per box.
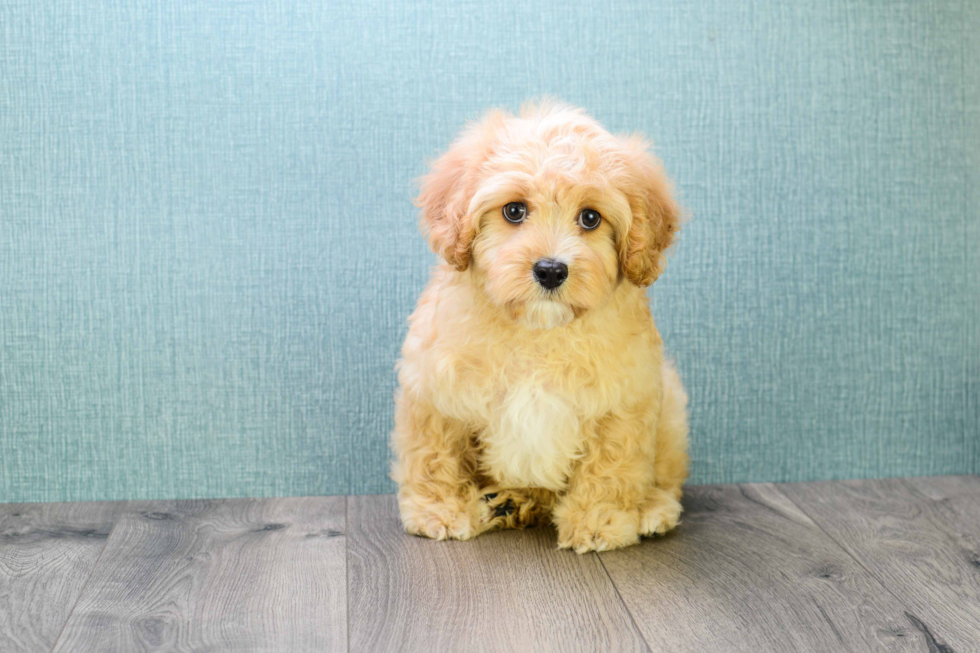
[481, 383, 583, 491]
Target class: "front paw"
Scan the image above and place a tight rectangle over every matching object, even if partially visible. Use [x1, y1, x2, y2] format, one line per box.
[554, 502, 640, 554]
[399, 499, 476, 541]
[639, 490, 682, 536]
[476, 488, 553, 532]
[475, 490, 519, 531]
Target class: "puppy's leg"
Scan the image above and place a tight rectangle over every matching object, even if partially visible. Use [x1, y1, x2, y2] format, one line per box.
[475, 487, 556, 532]
[553, 409, 656, 554]
[391, 392, 482, 541]
[652, 361, 690, 502]
[639, 361, 689, 537]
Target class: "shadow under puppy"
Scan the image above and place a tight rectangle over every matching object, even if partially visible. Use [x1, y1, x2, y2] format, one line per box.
[391, 101, 689, 554]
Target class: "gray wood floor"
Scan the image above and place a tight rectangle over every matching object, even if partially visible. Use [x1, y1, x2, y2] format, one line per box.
[2, 477, 978, 653]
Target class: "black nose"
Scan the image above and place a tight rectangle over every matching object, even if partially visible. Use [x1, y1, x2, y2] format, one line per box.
[532, 259, 568, 290]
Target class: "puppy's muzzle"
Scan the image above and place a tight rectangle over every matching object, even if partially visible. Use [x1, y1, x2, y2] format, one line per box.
[533, 258, 568, 290]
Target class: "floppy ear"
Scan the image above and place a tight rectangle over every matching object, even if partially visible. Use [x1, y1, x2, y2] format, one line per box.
[415, 113, 504, 271]
[619, 136, 682, 287]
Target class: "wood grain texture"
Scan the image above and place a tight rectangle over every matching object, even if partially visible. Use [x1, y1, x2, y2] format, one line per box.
[0, 501, 126, 653]
[781, 475, 980, 652]
[598, 483, 927, 652]
[347, 494, 648, 653]
[4, 477, 978, 652]
[51, 496, 347, 653]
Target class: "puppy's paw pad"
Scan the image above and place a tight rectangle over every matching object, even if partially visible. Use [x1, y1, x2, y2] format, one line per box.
[494, 499, 516, 518]
[477, 492, 517, 529]
[477, 489, 544, 531]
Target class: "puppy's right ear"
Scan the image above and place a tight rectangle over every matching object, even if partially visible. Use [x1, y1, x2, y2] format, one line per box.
[415, 112, 503, 271]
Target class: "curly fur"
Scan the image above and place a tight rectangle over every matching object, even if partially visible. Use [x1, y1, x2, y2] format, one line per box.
[392, 101, 689, 553]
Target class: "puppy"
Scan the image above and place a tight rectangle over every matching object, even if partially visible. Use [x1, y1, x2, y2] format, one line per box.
[391, 101, 689, 553]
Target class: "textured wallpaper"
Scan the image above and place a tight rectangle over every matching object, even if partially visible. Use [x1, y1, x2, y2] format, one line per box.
[1, 0, 977, 503]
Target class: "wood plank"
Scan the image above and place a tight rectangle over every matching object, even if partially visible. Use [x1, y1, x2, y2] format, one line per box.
[347, 494, 648, 653]
[598, 483, 927, 653]
[0, 501, 126, 653]
[51, 496, 347, 653]
[905, 474, 980, 534]
[781, 475, 980, 652]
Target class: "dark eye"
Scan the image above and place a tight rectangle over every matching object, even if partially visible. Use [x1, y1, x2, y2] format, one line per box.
[578, 208, 601, 230]
[503, 202, 527, 224]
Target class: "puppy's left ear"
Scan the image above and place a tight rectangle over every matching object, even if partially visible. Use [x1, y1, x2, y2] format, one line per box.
[619, 136, 682, 287]
[415, 112, 504, 271]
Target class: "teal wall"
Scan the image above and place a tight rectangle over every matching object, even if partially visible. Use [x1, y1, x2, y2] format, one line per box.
[1, 0, 977, 503]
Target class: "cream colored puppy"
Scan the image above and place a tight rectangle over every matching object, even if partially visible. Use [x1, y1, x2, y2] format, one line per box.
[391, 101, 689, 553]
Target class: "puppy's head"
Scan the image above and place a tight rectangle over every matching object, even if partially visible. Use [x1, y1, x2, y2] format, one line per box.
[416, 101, 680, 329]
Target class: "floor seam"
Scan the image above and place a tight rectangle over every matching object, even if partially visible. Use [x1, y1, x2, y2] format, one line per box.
[46, 500, 132, 653]
[596, 552, 654, 653]
[345, 495, 351, 653]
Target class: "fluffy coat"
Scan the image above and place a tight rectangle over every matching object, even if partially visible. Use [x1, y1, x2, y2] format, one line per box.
[391, 102, 689, 553]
